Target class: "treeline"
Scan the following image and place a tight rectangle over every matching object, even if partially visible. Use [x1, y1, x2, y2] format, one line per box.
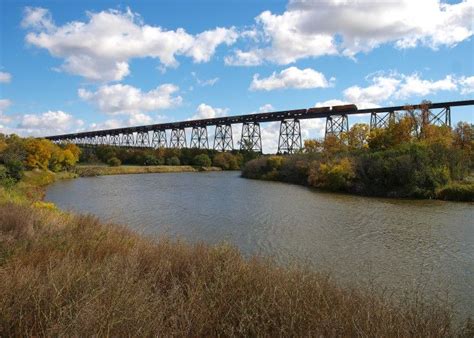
[0, 134, 81, 185]
[80, 146, 258, 170]
[243, 113, 473, 201]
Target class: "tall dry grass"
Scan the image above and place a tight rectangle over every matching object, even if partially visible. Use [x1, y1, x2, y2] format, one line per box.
[0, 202, 472, 336]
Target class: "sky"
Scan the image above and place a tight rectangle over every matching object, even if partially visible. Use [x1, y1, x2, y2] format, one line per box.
[0, 0, 473, 152]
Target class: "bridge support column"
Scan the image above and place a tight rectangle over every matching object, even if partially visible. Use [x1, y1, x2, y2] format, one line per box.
[121, 133, 134, 147]
[110, 134, 120, 146]
[170, 128, 187, 148]
[214, 124, 233, 151]
[96, 135, 107, 145]
[152, 130, 167, 148]
[136, 131, 150, 147]
[240, 122, 262, 152]
[425, 106, 451, 127]
[325, 115, 349, 139]
[370, 111, 395, 129]
[190, 126, 209, 149]
[278, 119, 301, 154]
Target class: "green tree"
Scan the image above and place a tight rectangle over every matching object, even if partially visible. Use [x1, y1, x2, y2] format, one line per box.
[193, 154, 212, 167]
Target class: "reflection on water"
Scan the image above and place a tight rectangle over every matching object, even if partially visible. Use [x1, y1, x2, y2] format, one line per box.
[46, 171, 474, 319]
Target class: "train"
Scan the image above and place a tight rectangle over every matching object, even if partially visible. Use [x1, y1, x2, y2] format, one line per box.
[306, 104, 358, 114]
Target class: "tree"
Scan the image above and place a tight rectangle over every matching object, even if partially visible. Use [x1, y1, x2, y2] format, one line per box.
[166, 156, 180, 166]
[453, 122, 473, 152]
[193, 154, 212, 167]
[107, 157, 121, 167]
[64, 143, 81, 162]
[304, 139, 322, 153]
[348, 123, 370, 150]
[62, 149, 77, 170]
[24, 139, 53, 169]
[308, 157, 354, 191]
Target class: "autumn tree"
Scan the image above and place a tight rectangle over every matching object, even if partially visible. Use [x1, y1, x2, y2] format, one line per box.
[453, 122, 473, 152]
[347, 123, 370, 150]
[304, 139, 322, 153]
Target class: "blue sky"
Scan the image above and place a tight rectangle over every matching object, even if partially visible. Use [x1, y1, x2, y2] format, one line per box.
[0, 0, 473, 152]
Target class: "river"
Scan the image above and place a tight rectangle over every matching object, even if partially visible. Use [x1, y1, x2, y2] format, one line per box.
[45, 171, 474, 320]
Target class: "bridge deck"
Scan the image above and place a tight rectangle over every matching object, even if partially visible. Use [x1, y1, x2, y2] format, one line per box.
[45, 99, 474, 140]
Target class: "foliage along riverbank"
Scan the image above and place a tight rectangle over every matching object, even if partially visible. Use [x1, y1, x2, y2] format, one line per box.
[243, 112, 474, 202]
[0, 170, 472, 336]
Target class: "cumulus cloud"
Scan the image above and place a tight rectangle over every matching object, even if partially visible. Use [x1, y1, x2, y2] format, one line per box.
[315, 72, 468, 109]
[250, 66, 333, 91]
[89, 113, 168, 131]
[15, 110, 84, 136]
[458, 76, 474, 94]
[23, 7, 238, 81]
[191, 103, 229, 120]
[0, 72, 12, 83]
[227, 0, 474, 65]
[78, 84, 182, 115]
[0, 100, 12, 124]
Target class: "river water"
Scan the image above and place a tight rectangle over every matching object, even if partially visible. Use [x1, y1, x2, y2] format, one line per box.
[45, 171, 474, 319]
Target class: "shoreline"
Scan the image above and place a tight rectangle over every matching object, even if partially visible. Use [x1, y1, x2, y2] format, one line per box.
[75, 164, 222, 177]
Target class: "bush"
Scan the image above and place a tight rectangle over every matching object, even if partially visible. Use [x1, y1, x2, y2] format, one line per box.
[213, 152, 241, 170]
[166, 156, 180, 166]
[193, 154, 212, 167]
[436, 183, 474, 202]
[107, 157, 121, 167]
[143, 154, 162, 166]
[308, 158, 355, 191]
[4, 159, 24, 182]
[0, 165, 16, 188]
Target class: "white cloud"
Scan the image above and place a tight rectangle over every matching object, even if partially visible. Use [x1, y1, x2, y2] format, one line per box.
[227, 0, 474, 65]
[340, 72, 459, 107]
[250, 66, 333, 91]
[15, 110, 84, 136]
[191, 103, 229, 119]
[0, 72, 12, 83]
[191, 72, 219, 86]
[89, 113, 168, 131]
[78, 83, 182, 115]
[458, 76, 474, 94]
[257, 103, 274, 112]
[23, 7, 238, 81]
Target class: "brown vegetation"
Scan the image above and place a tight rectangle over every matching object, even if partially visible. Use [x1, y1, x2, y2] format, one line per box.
[1, 200, 472, 336]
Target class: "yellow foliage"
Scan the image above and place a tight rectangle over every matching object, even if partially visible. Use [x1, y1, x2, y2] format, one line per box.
[348, 123, 369, 150]
[32, 201, 57, 211]
[308, 157, 355, 191]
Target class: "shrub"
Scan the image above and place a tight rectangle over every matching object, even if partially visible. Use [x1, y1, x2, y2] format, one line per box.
[193, 154, 212, 167]
[107, 157, 121, 167]
[0, 165, 16, 188]
[143, 154, 161, 166]
[4, 159, 24, 182]
[436, 183, 474, 202]
[213, 152, 241, 170]
[308, 158, 355, 191]
[166, 156, 180, 166]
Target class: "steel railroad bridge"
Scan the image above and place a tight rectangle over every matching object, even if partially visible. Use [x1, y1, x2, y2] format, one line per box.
[45, 99, 474, 153]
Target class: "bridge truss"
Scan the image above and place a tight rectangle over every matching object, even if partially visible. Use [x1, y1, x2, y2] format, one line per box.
[45, 100, 473, 154]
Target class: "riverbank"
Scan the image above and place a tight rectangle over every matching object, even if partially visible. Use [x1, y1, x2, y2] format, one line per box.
[242, 154, 474, 202]
[75, 164, 222, 177]
[0, 170, 472, 335]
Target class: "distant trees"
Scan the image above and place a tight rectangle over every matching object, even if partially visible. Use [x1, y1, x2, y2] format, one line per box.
[80, 146, 249, 170]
